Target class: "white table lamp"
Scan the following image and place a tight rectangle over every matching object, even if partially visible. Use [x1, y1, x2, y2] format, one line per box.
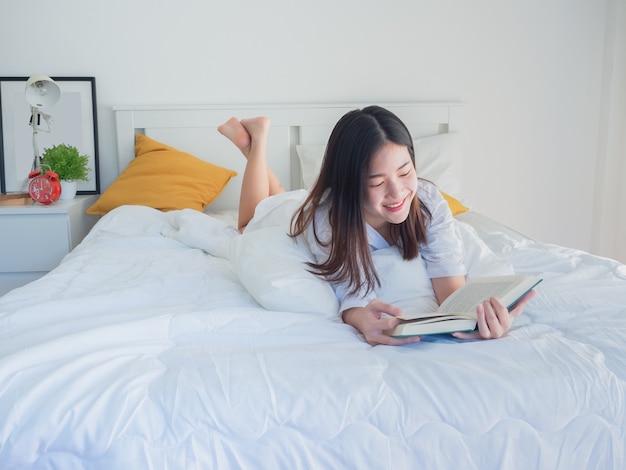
[25, 74, 61, 171]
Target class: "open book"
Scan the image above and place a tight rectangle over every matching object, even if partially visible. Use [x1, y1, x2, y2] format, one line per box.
[390, 275, 542, 337]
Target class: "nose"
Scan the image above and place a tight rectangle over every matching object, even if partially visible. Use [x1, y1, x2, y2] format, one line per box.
[387, 177, 403, 198]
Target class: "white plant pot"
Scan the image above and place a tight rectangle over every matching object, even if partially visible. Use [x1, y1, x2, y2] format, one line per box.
[59, 180, 77, 200]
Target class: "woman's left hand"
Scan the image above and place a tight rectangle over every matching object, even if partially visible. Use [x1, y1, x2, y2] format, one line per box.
[452, 290, 537, 340]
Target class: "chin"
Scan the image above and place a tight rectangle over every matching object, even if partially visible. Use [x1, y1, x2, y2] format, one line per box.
[386, 210, 411, 225]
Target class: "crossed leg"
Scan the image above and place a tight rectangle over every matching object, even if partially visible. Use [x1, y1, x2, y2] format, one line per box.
[218, 117, 285, 232]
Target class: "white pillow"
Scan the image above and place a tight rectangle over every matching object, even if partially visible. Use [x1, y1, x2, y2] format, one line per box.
[232, 225, 340, 319]
[413, 133, 464, 201]
[294, 145, 326, 190]
[296, 133, 468, 204]
[232, 191, 340, 319]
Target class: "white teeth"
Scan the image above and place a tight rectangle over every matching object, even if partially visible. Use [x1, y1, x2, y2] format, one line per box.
[386, 199, 404, 208]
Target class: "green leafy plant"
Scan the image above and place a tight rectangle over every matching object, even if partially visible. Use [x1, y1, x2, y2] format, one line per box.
[40, 144, 91, 181]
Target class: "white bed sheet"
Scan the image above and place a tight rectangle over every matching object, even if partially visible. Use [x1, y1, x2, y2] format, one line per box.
[1, 204, 625, 469]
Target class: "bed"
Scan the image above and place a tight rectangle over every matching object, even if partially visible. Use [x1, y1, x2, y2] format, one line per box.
[1, 103, 625, 469]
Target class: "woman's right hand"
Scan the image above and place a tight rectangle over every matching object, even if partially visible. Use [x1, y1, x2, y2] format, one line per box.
[342, 299, 422, 346]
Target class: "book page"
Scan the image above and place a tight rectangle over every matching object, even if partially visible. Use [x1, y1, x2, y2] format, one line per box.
[438, 279, 522, 314]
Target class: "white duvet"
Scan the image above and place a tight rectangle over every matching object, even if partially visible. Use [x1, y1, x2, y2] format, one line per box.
[1, 195, 625, 469]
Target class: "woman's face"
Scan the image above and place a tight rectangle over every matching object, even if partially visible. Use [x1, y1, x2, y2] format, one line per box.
[362, 142, 418, 233]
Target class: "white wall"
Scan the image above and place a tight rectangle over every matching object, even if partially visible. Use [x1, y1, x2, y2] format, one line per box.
[0, 0, 612, 256]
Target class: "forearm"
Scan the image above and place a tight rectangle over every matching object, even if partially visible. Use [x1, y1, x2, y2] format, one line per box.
[431, 275, 466, 305]
[341, 307, 360, 329]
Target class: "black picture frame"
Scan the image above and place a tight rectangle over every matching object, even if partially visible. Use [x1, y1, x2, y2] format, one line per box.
[0, 76, 100, 194]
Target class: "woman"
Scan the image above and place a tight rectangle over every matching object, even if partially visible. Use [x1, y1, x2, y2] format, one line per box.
[218, 106, 535, 346]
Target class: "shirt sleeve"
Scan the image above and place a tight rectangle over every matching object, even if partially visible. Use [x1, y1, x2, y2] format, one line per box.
[418, 180, 467, 278]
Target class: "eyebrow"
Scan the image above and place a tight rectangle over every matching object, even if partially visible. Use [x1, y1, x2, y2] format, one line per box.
[368, 160, 411, 179]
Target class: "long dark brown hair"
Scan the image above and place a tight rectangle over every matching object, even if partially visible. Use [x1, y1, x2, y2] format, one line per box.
[290, 106, 431, 296]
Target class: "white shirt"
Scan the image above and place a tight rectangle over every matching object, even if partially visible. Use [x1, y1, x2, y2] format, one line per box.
[304, 180, 466, 313]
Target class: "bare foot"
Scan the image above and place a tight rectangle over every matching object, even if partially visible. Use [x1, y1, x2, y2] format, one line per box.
[240, 116, 271, 142]
[218, 116, 271, 158]
[218, 117, 251, 153]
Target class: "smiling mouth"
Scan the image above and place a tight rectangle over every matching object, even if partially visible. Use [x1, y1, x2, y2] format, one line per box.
[384, 195, 408, 212]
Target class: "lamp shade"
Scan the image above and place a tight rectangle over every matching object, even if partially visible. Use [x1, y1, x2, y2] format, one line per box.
[25, 74, 60, 108]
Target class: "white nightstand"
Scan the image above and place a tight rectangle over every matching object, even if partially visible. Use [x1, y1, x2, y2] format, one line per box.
[0, 195, 99, 296]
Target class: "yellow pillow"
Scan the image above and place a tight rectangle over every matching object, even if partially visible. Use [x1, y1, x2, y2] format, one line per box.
[440, 191, 469, 216]
[87, 134, 237, 215]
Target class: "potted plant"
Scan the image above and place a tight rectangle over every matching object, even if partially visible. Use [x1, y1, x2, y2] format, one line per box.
[40, 144, 91, 199]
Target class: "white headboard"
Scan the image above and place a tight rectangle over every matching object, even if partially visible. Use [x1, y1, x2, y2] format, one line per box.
[113, 103, 464, 211]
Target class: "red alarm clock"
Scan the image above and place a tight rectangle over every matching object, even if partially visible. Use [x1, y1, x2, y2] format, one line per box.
[28, 169, 62, 204]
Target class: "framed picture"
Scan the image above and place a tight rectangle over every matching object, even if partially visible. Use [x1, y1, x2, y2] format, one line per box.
[0, 76, 100, 194]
